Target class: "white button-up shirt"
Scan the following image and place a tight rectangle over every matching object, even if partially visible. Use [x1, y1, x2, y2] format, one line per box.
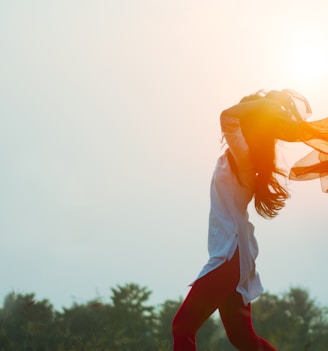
[194, 115, 263, 305]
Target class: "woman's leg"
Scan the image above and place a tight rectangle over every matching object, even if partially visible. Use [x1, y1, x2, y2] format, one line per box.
[172, 249, 240, 351]
[219, 291, 278, 351]
[171, 284, 217, 351]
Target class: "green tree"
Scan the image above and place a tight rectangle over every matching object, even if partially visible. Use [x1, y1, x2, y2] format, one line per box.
[156, 299, 181, 349]
[0, 285, 327, 351]
[57, 299, 112, 350]
[109, 283, 156, 351]
[212, 287, 328, 351]
[252, 287, 328, 351]
[0, 292, 55, 351]
[252, 291, 286, 347]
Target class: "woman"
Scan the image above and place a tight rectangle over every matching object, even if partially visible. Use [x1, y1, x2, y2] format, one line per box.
[172, 89, 328, 351]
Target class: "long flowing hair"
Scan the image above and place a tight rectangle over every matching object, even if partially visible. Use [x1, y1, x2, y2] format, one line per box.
[249, 133, 289, 219]
[239, 91, 291, 219]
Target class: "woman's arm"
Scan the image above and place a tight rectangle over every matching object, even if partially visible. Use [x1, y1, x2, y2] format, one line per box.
[220, 113, 255, 190]
[222, 98, 311, 142]
[221, 98, 284, 121]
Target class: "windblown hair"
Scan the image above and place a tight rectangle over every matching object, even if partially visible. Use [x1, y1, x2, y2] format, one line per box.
[238, 91, 291, 219]
[248, 132, 289, 219]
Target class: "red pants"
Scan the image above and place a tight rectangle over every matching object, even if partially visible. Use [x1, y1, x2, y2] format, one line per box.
[172, 249, 278, 351]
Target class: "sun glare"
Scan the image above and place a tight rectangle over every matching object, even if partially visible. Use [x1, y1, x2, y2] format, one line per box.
[291, 44, 328, 80]
[285, 25, 328, 84]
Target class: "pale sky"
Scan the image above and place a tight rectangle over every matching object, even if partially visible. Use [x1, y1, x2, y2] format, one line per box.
[1, 0, 328, 310]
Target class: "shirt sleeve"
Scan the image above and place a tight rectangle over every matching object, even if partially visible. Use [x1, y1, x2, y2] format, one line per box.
[222, 98, 309, 143]
[220, 113, 255, 190]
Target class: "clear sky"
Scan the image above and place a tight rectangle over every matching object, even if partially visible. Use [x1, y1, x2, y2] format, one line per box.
[1, 0, 328, 310]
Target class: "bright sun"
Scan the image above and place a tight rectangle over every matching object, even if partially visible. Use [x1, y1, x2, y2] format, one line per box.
[291, 44, 328, 80]
[285, 25, 328, 83]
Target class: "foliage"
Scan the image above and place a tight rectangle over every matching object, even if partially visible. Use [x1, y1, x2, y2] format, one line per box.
[252, 288, 328, 351]
[0, 292, 56, 350]
[0, 284, 327, 351]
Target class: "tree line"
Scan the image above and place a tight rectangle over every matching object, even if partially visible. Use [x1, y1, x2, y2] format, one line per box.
[0, 283, 327, 351]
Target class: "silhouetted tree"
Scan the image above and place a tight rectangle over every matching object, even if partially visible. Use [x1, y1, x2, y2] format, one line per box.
[57, 299, 112, 350]
[0, 292, 55, 351]
[156, 299, 181, 346]
[252, 287, 328, 351]
[109, 283, 156, 351]
[0, 285, 327, 351]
